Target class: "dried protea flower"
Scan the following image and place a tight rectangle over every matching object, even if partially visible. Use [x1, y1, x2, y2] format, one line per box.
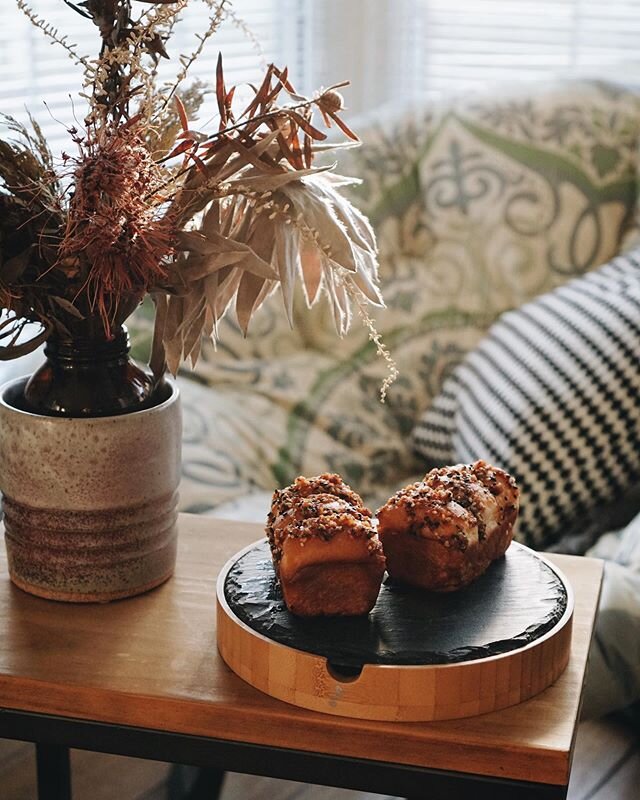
[57, 120, 177, 330]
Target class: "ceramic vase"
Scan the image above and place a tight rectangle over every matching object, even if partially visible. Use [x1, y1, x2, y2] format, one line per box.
[0, 377, 181, 602]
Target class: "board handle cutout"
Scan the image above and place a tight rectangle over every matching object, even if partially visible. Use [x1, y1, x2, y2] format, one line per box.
[326, 661, 363, 682]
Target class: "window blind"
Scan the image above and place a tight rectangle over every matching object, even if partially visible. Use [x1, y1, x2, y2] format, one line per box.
[3, 0, 640, 149]
[0, 0, 306, 154]
[310, 0, 640, 114]
[404, 0, 640, 104]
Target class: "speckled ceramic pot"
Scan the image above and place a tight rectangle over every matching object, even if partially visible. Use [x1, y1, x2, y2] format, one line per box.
[0, 377, 181, 602]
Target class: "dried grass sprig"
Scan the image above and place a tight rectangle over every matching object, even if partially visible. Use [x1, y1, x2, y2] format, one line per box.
[16, 0, 91, 69]
[345, 280, 398, 402]
[159, 0, 229, 112]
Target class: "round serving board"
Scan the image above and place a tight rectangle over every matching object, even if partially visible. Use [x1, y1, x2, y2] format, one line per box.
[216, 540, 574, 721]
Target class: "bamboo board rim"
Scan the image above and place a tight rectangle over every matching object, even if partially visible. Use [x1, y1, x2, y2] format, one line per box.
[216, 539, 574, 720]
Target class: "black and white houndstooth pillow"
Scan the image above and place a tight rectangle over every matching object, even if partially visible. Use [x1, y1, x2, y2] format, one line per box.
[412, 250, 640, 549]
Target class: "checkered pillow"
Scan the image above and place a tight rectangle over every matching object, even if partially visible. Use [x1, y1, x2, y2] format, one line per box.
[412, 250, 640, 548]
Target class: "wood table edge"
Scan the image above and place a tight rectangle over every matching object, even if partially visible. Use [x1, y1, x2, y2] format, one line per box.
[0, 672, 573, 786]
[0, 517, 605, 787]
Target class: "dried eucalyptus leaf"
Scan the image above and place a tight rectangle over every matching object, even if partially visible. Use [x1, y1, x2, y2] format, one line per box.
[247, 214, 277, 264]
[201, 202, 221, 237]
[216, 138, 284, 181]
[165, 294, 185, 341]
[178, 292, 207, 337]
[229, 253, 275, 281]
[182, 304, 207, 364]
[202, 271, 219, 323]
[188, 332, 202, 369]
[254, 278, 276, 311]
[164, 333, 183, 377]
[175, 230, 215, 254]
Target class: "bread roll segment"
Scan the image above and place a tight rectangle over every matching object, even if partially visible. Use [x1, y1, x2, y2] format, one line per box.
[267, 474, 385, 617]
[377, 461, 519, 592]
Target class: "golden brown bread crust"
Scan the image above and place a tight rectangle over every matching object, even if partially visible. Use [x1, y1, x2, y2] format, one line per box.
[267, 474, 385, 616]
[377, 461, 519, 592]
[269, 474, 369, 525]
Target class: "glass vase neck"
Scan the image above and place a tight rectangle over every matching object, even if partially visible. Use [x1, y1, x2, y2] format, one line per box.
[45, 326, 130, 364]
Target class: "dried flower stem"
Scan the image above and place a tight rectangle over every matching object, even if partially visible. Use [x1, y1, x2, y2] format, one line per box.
[16, 0, 91, 69]
[160, 0, 229, 112]
[85, 0, 189, 125]
[345, 281, 398, 403]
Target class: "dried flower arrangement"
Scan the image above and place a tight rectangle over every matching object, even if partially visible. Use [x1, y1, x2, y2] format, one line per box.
[0, 0, 397, 397]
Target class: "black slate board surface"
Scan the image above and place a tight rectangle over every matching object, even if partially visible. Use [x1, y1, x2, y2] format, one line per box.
[224, 541, 568, 672]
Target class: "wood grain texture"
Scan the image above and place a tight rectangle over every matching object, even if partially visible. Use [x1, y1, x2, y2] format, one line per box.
[217, 541, 574, 721]
[0, 515, 603, 787]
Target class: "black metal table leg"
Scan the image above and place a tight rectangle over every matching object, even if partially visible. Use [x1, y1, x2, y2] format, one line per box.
[183, 767, 226, 799]
[36, 743, 72, 800]
[168, 765, 226, 800]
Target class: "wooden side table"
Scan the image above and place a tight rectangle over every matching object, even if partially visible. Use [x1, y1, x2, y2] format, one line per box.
[0, 514, 603, 800]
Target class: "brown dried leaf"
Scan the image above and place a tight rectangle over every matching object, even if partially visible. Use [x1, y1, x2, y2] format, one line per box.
[0, 324, 51, 361]
[181, 252, 247, 281]
[51, 295, 84, 319]
[216, 53, 227, 127]
[203, 271, 219, 325]
[236, 270, 266, 335]
[175, 95, 189, 133]
[164, 294, 184, 343]
[1, 248, 31, 282]
[214, 267, 243, 321]
[327, 110, 360, 142]
[274, 224, 300, 326]
[300, 240, 323, 306]
[150, 292, 169, 380]
[286, 110, 327, 141]
[182, 302, 207, 362]
[223, 165, 330, 195]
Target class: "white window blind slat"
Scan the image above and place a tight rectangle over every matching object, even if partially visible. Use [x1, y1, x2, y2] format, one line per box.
[3, 0, 640, 144]
[0, 1, 299, 154]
